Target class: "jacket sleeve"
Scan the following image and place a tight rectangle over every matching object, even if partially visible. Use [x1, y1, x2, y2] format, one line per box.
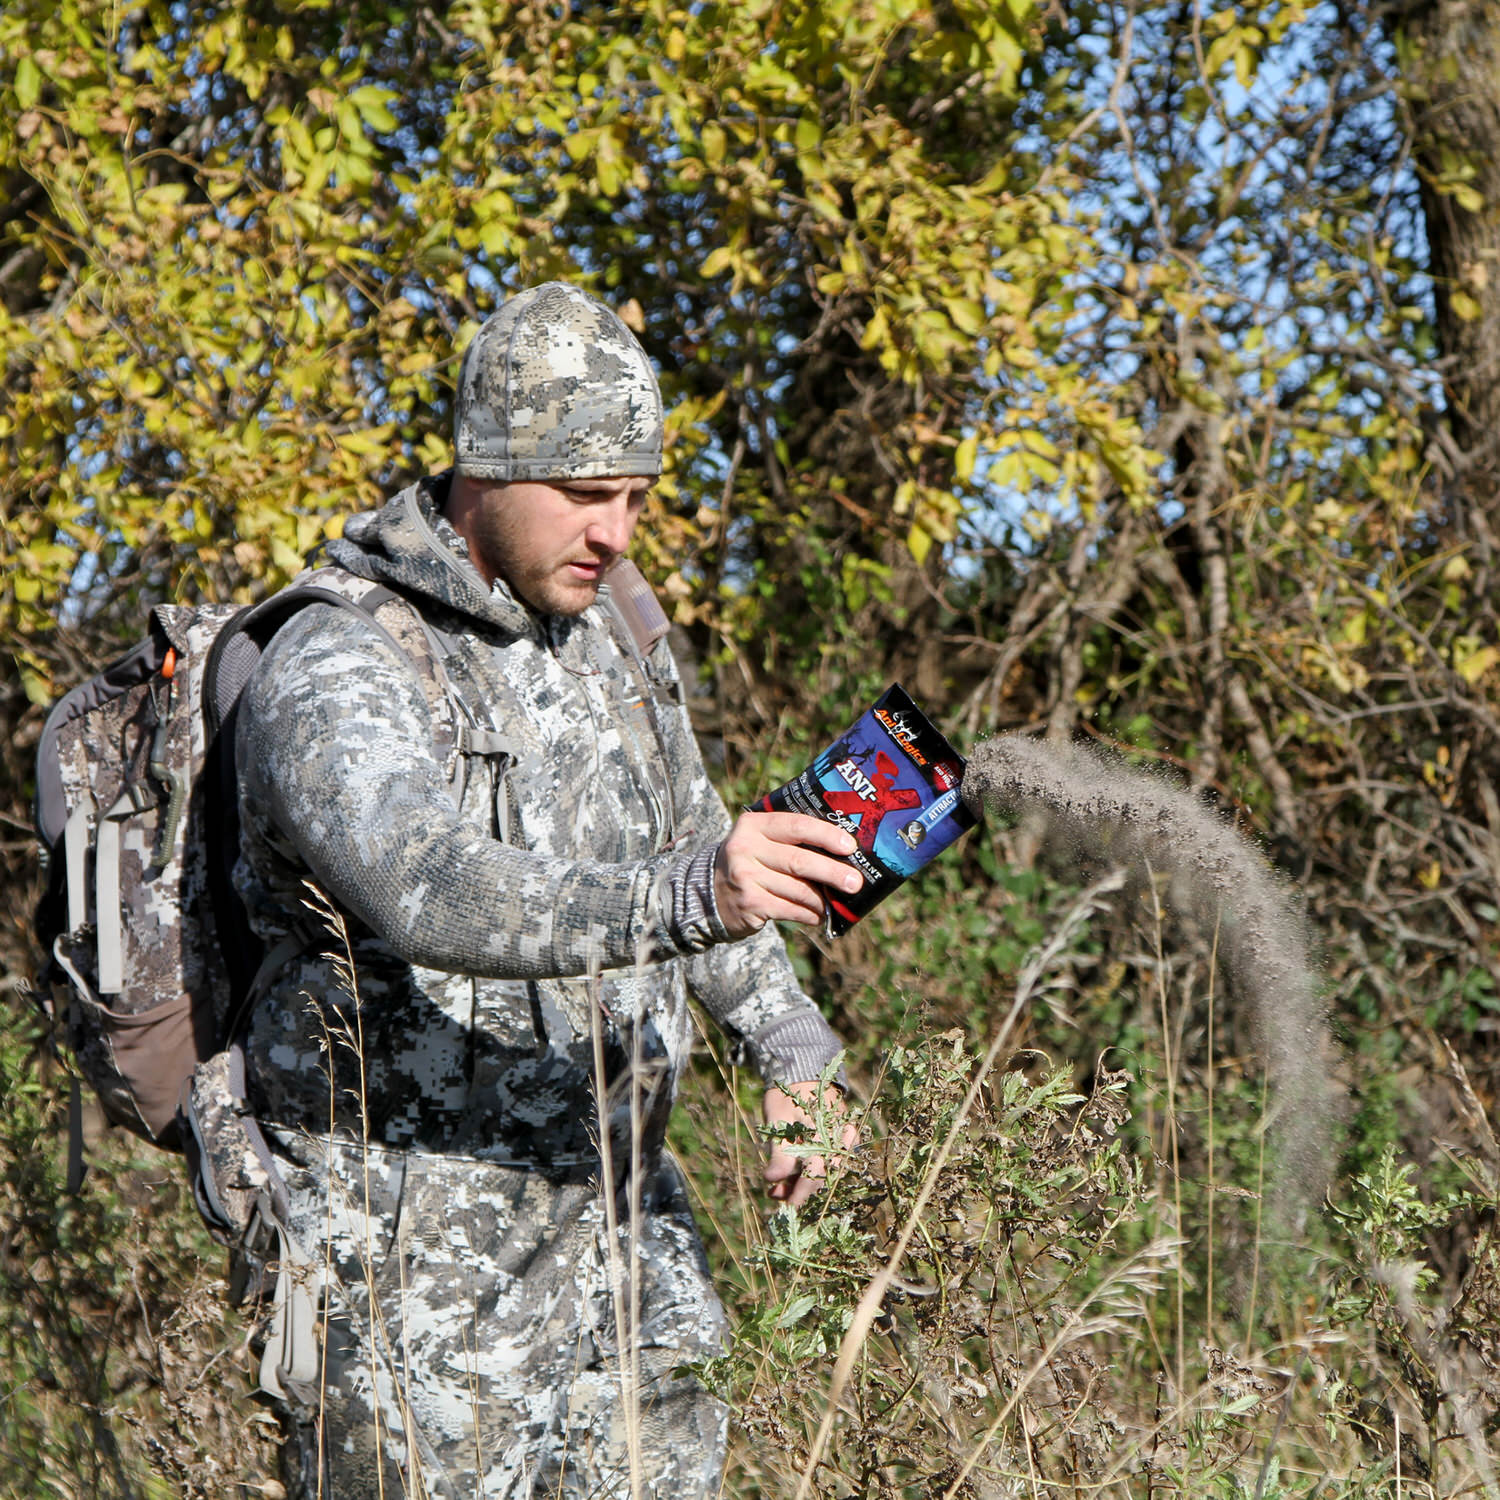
[645, 636, 849, 1087]
[237, 604, 736, 980]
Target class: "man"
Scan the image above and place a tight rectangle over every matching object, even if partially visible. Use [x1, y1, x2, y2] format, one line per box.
[228, 282, 859, 1497]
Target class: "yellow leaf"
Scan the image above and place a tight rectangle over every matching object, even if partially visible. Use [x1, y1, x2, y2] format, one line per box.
[1451, 290, 1483, 322]
[1418, 860, 1442, 890]
[700, 244, 733, 279]
[1455, 643, 1500, 685]
[270, 536, 302, 574]
[336, 428, 392, 457]
[906, 522, 932, 565]
[20, 660, 52, 705]
[1234, 43, 1256, 90]
[947, 298, 986, 336]
[1204, 31, 1239, 78]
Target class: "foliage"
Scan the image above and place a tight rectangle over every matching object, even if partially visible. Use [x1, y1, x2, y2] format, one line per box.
[0, 1012, 276, 1499]
[3, 0, 1500, 1495]
[672, 883, 1500, 1497]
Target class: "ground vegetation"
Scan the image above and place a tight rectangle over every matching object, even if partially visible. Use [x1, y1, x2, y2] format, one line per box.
[2, 0, 1499, 1494]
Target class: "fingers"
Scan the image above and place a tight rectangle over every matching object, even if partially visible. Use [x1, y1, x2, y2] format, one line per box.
[765, 1143, 826, 1207]
[748, 811, 859, 857]
[714, 811, 864, 939]
[762, 1083, 860, 1207]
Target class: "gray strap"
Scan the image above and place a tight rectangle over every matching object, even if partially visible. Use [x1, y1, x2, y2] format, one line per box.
[95, 790, 135, 994]
[223, 930, 315, 1046]
[412, 617, 521, 838]
[53, 955, 96, 1195]
[458, 724, 522, 759]
[607, 558, 671, 654]
[247, 931, 313, 1005]
[258, 1220, 321, 1400]
[63, 799, 90, 934]
[601, 592, 678, 845]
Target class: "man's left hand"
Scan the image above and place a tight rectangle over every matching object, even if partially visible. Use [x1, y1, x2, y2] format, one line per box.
[763, 1083, 859, 1207]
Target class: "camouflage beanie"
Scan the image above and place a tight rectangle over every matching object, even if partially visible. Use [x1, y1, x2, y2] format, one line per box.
[453, 282, 663, 481]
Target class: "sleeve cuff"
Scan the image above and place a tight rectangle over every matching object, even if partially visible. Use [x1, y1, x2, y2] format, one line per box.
[659, 841, 731, 953]
[745, 1008, 848, 1089]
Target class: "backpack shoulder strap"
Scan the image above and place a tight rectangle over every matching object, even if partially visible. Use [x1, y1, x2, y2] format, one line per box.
[203, 576, 411, 737]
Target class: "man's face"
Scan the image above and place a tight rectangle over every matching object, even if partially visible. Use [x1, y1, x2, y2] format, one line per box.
[456, 474, 652, 616]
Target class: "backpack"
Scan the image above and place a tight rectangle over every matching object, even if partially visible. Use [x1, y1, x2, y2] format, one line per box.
[31, 571, 472, 1161]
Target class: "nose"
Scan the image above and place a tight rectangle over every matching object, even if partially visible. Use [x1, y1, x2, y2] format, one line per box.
[586, 495, 638, 557]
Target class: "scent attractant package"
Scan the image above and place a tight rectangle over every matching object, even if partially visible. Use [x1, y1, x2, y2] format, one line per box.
[751, 685, 978, 936]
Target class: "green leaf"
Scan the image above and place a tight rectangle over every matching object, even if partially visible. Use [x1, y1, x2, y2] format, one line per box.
[15, 56, 42, 109]
[350, 84, 398, 134]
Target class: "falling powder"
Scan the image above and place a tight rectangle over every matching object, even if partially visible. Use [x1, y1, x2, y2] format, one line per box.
[962, 734, 1341, 1225]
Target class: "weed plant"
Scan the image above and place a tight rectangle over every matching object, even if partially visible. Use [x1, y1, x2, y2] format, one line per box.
[670, 873, 1500, 1499]
[0, 1012, 277, 1498]
[4, 859, 1499, 1496]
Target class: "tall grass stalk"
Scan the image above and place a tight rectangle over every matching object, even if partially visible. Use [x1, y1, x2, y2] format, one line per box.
[791, 869, 1127, 1500]
[589, 974, 644, 1500]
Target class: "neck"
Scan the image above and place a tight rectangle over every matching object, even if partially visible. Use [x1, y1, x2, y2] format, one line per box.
[442, 473, 496, 588]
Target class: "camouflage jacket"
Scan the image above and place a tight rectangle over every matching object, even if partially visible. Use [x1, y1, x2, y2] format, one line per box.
[232, 474, 843, 1168]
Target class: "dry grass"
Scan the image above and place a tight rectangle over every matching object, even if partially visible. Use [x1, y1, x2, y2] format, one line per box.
[6, 867, 1500, 1498]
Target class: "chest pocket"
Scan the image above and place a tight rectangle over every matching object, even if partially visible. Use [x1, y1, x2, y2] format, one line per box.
[391, 612, 525, 842]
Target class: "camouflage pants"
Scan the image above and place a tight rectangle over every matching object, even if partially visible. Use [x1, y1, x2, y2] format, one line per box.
[266, 1137, 729, 1499]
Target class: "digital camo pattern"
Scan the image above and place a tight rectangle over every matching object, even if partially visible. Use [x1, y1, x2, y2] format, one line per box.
[42, 601, 241, 1141]
[274, 1146, 727, 1499]
[453, 283, 664, 482]
[233, 475, 842, 1494]
[185, 1049, 281, 1241]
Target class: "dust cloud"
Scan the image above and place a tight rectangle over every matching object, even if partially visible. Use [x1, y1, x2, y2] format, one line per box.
[963, 734, 1340, 1224]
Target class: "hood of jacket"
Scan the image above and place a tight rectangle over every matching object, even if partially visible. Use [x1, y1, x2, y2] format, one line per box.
[325, 472, 545, 640]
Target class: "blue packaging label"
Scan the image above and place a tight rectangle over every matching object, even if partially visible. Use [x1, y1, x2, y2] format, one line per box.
[754, 685, 978, 936]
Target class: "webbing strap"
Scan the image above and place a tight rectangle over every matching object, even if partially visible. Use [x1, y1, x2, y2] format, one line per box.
[95, 790, 136, 994]
[258, 1220, 321, 1401]
[415, 615, 520, 834]
[223, 930, 313, 1047]
[601, 592, 678, 846]
[63, 800, 90, 934]
[458, 724, 522, 759]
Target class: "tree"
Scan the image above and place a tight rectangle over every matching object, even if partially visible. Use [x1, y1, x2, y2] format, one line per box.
[4, 0, 1500, 1492]
[1400, 0, 1500, 464]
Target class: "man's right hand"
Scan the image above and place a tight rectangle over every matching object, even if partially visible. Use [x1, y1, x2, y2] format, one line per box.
[713, 811, 862, 938]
